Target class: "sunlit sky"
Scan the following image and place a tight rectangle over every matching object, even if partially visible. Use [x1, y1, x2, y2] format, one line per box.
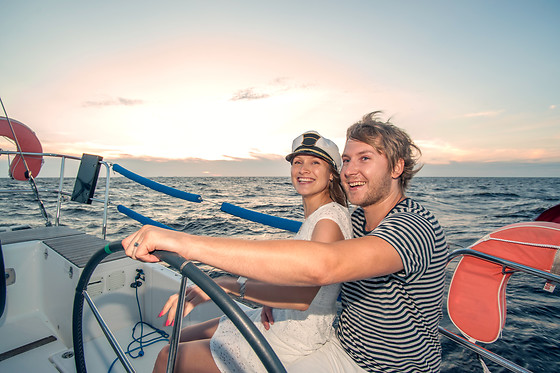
[1, 0, 559, 177]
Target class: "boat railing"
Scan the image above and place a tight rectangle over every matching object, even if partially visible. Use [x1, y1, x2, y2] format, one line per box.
[2, 149, 303, 241]
[111, 163, 302, 233]
[440, 247, 560, 373]
[0, 150, 112, 238]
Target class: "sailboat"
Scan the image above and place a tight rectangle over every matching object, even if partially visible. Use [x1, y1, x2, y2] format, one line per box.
[1, 116, 559, 373]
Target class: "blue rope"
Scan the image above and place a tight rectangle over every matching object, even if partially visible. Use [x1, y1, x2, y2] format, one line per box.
[107, 269, 169, 373]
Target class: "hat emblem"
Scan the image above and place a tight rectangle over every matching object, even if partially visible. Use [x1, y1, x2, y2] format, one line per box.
[301, 132, 320, 147]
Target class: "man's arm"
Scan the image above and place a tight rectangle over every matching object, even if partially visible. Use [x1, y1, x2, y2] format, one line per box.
[124, 225, 403, 286]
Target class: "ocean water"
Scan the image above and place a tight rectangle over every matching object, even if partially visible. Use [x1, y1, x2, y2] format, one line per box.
[1, 176, 559, 372]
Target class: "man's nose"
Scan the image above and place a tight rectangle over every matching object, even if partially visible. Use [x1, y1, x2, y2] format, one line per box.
[341, 160, 355, 176]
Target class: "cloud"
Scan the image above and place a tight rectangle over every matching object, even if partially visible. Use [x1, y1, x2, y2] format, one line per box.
[463, 110, 505, 118]
[418, 161, 560, 178]
[271, 77, 290, 85]
[230, 88, 270, 101]
[27, 153, 559, 179]
[82, 97, 145, 107]
[223, 152, 285, 162]
[229, 77, 314, 101]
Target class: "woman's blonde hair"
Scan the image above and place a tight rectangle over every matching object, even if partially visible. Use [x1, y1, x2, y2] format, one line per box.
[329, 166, 347, 207]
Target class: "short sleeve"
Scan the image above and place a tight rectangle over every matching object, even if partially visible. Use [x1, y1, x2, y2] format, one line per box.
[370, 212, 437, 282]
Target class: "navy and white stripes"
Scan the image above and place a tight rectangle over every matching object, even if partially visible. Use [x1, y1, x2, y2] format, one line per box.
[338, 198, 448, 372]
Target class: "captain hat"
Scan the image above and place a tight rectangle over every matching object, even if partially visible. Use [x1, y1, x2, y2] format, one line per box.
[285, 130, 342, 170]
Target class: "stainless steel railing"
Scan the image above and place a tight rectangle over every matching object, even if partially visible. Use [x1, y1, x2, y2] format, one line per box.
[0, 150, 111, 238]
[440, 248, 560, 373]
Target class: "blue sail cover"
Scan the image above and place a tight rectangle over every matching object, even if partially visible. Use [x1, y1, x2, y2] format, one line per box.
[113, 164, 202, 203]
[113, 164, 301, 233]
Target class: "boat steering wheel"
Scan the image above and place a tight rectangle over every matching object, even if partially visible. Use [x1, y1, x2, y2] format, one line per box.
[72, 241, 286, 373]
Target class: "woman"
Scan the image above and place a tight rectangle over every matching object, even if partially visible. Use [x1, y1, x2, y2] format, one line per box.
[149, 130, 352, 373]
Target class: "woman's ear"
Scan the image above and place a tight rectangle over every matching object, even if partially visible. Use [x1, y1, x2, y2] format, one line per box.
[392, 158, 404, 179]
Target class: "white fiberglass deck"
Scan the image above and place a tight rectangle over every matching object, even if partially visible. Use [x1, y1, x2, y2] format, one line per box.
[0, 227, 227, 372]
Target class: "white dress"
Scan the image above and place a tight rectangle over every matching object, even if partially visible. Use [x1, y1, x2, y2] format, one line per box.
[210, 202, 352, 373]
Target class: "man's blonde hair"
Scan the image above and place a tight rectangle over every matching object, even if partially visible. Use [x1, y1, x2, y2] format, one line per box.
[346, 111, 422, 191]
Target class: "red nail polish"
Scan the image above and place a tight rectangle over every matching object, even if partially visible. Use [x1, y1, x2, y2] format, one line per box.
[158, 311, 164, 318]
[165, 319, 170, 327]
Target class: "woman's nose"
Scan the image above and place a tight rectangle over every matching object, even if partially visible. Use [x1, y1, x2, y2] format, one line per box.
[298, 162, 310, 173]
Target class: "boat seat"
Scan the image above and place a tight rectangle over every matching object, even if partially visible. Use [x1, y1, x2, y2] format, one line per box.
[42, 233, 127, 268]
[447, 221, 560, 343]
[0, 226, 126, 268]
[0, 226, 81, 245]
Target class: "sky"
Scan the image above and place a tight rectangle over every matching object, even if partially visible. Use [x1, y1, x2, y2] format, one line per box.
[1, 0, 559, 178]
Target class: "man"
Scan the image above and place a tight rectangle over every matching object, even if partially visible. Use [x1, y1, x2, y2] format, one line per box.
[125, 111, 448, 372]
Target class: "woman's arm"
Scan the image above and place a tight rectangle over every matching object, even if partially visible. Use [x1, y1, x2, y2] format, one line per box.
[157, 218, 347, 326]
[214, 276, 319, 311]
[158, 278, 320, 327]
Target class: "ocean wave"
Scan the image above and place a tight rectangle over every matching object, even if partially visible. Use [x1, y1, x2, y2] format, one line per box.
[2, 176, 560, 372]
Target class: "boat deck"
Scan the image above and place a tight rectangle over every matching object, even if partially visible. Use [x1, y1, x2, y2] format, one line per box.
[0, 310, 166, 373]
[0, 226, 153, 372]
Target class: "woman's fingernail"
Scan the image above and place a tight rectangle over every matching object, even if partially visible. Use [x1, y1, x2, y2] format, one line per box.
[158, 311, 164, 318]
[165, 319, 171, 327]
[171, 320, 175, 326]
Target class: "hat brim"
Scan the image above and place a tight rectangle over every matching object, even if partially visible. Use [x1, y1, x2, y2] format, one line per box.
[285, 150, 335, 169]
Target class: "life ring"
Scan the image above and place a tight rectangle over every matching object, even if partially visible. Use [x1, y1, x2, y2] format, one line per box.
[0, 117, 43, 180]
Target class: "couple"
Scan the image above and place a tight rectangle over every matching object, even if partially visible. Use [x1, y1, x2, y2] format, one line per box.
[124, 111, 448, 373]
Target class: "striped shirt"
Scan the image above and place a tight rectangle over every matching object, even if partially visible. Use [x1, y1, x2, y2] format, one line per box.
[337, 198, 448, 372]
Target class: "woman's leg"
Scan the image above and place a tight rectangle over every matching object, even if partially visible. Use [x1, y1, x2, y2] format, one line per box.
[153, 317, 221, 373]
[179, 317, 220, 342]
[153, 339, 220, 373]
